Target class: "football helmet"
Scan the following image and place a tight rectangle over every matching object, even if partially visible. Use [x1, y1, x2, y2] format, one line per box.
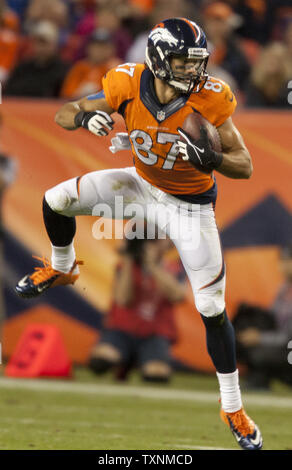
[145, 18, 209, 94]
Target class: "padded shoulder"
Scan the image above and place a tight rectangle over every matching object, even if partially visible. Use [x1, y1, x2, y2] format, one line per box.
[102, 63, 145, 112]
[188, 76, 237, 127]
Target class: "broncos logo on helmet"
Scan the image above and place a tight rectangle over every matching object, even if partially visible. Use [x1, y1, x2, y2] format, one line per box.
[145, 18, 209, 94]
[149, 27, 179, 47]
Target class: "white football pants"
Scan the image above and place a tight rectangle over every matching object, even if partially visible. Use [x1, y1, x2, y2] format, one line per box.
[45, 166, 225, 317]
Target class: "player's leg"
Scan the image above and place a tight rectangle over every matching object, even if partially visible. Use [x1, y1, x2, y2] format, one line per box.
[166, 203, 237, 374]
[138, 335, 172, 383]
[165, 202, 262, 450]
[15, 167, 148, 297]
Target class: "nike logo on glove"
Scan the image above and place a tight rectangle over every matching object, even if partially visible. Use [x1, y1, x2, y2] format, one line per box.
[177, 128, 205, 164]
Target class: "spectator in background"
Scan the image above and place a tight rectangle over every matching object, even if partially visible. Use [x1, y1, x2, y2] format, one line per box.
[4, 21, 68, 97]
[126, 0, 192, 63]
[129, 0, 155, 16]
[95, 5, 133, 60]
[235, 244, 292, 390]
[89, 236, 186, 383]
[24, 0, 68, 31]
[222, 0, 292, 45]
[6, 0, 29, 22]
[0, 0, 18, 31]
[74, 4, 133, 61]
[0, 0, 19, 83]
[228, 0, 269, 44]
[61, 29, 120, 99]
[202, 2, 250, 91]
[264, 0, 292, 44]
[23, 0, 70, 54]
[284, 20, 292, 62]
[245, 42, 292, 108]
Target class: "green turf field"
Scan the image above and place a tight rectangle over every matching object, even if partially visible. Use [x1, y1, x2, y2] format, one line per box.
[0, 368, 292, 450]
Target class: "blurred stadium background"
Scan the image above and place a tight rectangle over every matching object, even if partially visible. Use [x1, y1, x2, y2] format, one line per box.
[0, 0, 291, 450]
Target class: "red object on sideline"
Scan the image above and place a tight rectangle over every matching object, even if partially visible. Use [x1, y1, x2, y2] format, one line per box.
[5, 324, 72, 378]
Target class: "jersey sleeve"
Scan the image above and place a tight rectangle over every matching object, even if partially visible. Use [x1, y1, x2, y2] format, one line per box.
[102, 64, 141, 112]
[211, 80, 237, 127]
[191, 77, 237, 128]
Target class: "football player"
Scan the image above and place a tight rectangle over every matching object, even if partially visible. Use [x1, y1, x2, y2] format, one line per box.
[16, 18, 262, 450]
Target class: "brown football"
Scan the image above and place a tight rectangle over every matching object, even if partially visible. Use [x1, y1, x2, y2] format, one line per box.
[180, 112, 222, 173]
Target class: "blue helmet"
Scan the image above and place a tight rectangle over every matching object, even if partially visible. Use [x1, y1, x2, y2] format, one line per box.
[145, 17, 209, 94]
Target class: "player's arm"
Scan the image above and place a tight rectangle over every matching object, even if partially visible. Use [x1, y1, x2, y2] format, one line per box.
[178, 116, 252, 180]
[216, 117, 253, 179]
[55, 95, 114, 134]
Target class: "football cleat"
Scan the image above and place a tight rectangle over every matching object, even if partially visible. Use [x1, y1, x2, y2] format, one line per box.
[15, 256, 83, 298]
[220, 407, 263, 450]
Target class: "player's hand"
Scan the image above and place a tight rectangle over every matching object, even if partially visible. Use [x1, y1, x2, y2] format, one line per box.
[177, 126, 223, 172]
[74, 110, 114, 136]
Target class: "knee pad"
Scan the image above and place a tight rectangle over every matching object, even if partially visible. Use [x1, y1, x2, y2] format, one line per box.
[195, 290, 225, 318]
[45, 177, 80, 214]
[45, 188, 72, 213]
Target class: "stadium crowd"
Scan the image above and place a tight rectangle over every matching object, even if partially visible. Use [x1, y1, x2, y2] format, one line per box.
[0, 0, 291, 106]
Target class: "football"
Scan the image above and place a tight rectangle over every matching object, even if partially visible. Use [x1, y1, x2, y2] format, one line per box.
[180, 112, 222, 173]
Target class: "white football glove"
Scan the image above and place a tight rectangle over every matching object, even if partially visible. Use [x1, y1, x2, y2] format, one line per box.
[109, 133, 131, 154]
[74, 110, 114, 136]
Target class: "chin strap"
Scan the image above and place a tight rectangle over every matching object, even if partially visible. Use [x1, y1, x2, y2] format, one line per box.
[168, 78, 193, 93]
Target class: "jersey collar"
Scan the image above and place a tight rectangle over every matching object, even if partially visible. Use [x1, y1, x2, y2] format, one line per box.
[140, 69, 190, 123]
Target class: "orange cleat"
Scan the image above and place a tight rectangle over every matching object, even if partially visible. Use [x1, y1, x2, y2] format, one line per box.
[15, 256, 83, 298]
[220, 407, 263, 450]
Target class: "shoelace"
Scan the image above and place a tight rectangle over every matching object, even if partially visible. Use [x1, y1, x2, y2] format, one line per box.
[228, 410, 254, 437]
[30, 256, 83, 284]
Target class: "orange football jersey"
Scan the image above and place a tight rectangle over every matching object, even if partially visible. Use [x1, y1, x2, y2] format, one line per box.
[102, 63, 236, 195]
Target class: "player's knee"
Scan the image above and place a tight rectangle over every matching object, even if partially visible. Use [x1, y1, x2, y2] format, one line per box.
[195, 291, 225, 318]
[45, 187, 72, 213]
[141, 361, 171, 383]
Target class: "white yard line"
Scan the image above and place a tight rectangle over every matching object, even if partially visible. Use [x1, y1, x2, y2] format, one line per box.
[174, 444, 235, 451]
[0, 377, 292, 409]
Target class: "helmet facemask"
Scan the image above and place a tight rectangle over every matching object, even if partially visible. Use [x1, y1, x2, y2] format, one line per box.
[168, 52, 209, 93]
